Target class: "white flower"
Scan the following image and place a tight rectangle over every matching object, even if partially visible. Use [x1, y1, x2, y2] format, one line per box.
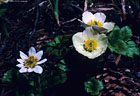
[82, 11, 115, 33]
[72, 27, 108, 59]
[0, 0, 9, 3]
[16, 47, 47, 74]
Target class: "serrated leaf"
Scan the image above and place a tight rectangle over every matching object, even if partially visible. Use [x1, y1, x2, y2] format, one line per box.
[109, 40, 128, 54]
[84, 77, 104, 96]
[108, 26, 139, 58]
[127, 41, 136, 47]
[108, 26, 120, 41]
[120, 26, 132, 41]
[127, 47, 139, 57]
[2, 70, 13, 83]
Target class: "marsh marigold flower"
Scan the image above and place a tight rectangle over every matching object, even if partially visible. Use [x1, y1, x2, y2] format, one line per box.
[16, 47, 47, 74]
[72, 27, 108, 59]
[82, 11, 115, 33]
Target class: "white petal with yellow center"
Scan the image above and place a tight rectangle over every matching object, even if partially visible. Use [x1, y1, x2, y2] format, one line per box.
[82, 11, 115, 33]
[93, 12, 106, 23]
[16, 47, 47, 74]
[72, 27, 108, 59]
[82, 11, 95, 24]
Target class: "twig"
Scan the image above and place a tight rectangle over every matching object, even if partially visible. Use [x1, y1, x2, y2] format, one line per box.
[29, 0, 40, 40]
[115, 54, 122, 65]
[121, 0, 126, 20]
[27, 1, 48, 13]
[91, 7, 115, 12]
[71, 4, 84, 13]
[61, 18, 77, 25]
[84, 0, 88, 11]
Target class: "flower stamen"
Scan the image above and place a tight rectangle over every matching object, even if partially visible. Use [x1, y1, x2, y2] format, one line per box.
[88, 19, 103, 26]
[24, 56, 38, 68]
[84, 39, 98, 52]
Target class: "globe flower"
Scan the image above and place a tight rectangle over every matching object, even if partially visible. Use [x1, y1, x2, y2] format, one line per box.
[72, 27, 108, 59]
[0, 0, 9, 3]
[82, 11, 115, 33]
[16, 47, 47, 74]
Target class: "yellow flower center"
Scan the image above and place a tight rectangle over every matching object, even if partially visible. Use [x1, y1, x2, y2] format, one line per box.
[84, 39, 98, 52]
[24, 56, 38, 68]
[87, 19, 103, 26]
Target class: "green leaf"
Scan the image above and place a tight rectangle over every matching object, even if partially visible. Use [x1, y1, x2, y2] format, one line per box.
[84, 77, 104, 96]
[127, 41, 136, 47]
[0, 8, 7, 17]
[127, 47, 139, 57]
[55, 64, 67, 71]
[60, 59, 65, 64]
[29, 81, 34, 86]
[54, 36, 62, 44]
[108, 26, 139, 58]
[109, 40, 128, 54]
[2, 70, 13, 83]
[108, 26, 120, 41]
[47, 41, 56, 46]
[120, 26, 132, 41]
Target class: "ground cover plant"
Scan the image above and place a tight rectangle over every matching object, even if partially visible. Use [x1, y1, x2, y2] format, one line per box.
[0, 0, 140, 96]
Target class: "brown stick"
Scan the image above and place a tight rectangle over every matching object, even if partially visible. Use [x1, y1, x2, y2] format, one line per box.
[115, 54, 122, 65]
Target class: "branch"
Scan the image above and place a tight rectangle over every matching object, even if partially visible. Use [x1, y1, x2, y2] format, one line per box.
[29, 0, 40, 40]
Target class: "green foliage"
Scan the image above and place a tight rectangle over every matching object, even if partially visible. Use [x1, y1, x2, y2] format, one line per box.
[108, 26, 139, 58]
[2, 69, 13, 83]
[40, 69, 67, 88]
[55, 59, 68, 71]
[44, 35, 71, 71]
[45, 35, 71, 57]
[48, 0, 59, 24]
[0, 8, 6, 17]
[2, 68, 67, 96]
[84, 77, 104, 96]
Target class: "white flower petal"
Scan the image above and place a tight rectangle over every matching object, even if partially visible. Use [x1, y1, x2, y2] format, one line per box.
[103, 22, 115, 32]
[93, 12, 106, 23]
[72, 32, 85, 55]
[33, 66, 43, 74]
[29, 47, 36, 56]
[72, 32, 84, 43]
[20, 51, 28, 60]
[82, 11, 95, 24]
[83, 27, 97, 39]
[72, 28, 108, 59]
[16, 64, 24, 68]
[37, 59, 47, 65]
[17, 59, 24, 64]
[28, 68, 33, 72]
[35, 50, 43, 60]
[19, 67, 27, 73]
